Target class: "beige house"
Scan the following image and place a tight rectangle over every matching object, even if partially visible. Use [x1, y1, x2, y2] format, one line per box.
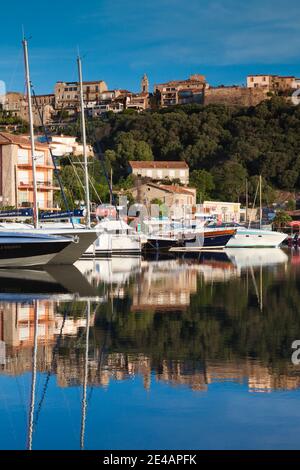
[247, 75, 300, 93]
[0, 132, 59, 210]
[129, 182, 196, 208]
[154, 74, 208, 107]
[129, 161, 189, 185]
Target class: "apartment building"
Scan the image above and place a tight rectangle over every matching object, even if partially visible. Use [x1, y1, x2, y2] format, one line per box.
[0, 132, 59, 210]
[247, 75, 300, 93]
[54, 80, 108, 110]
[154, 74, 208, 107]
[129, 161, 190, 185]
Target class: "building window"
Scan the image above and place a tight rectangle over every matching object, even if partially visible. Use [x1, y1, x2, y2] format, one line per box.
[18, 171, 29, 184]
[18, 191, 29, 203]
[18, 149, 29, 164]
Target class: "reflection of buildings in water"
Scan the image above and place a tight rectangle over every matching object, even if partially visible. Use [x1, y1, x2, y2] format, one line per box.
[1, 302, 300, 394]
[0, 340, 5, 366]
[132, 259, 198, 312]
[76, 252, 289, 313]
[0, 301, 93, 376]
[84, 354, 300, 395]
[186, 259, 239, 283]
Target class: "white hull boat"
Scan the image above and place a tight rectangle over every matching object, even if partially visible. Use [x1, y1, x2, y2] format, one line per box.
[226, 228, 287, 248]
[83, 219, 142, 258]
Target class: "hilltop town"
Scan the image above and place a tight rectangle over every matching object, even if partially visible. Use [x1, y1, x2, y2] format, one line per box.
[1, 72, 300, 128]
[1, 71, 300, 219]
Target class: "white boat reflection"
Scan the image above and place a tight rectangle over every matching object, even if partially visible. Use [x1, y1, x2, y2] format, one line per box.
[75, 257, 141, 286]
[225, 248, 288, 270]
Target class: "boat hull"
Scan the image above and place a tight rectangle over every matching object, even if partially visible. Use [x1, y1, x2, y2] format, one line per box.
[180, 230, 236, 251]
[226, 230, 287, 248]
[0, 237, 71, 267]
[44, 230, 98, 264]
[142, 237, 182, 253]
[83, 233, 141, 258]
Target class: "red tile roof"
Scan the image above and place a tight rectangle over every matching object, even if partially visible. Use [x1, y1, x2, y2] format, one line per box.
[159, 184, 195, 195]
[0, 132, 49, 151]
[129, 161, 188, 170]
[139, 182, 195, 196]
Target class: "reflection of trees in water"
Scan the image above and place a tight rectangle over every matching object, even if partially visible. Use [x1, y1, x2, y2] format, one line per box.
[3, 264, 300, 392]
[90, 268, 300, 381]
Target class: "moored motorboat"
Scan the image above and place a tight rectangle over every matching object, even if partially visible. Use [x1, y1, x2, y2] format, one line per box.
[0, 223, 98, 265]
[225, 227, 287, 248]
[142, 235, 184, 253]
[0, 231, 73, 267]
[83, 219, 142, 258]
[171, 228, 236, 252]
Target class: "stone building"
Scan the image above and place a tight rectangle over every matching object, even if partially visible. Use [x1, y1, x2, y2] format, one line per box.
[141, 74, 149, 94]
[2, 91, 54, 126]
[204, 86, 267, 107]
[129, 182, 196, 208]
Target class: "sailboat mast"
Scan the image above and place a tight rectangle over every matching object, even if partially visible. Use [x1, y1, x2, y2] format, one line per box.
[259, 175, 262, 230]
[23, 38, 38, 228]
[77, 56, 91, 229]
[245, 178, 249, 224]
[80, 300, 90, 450]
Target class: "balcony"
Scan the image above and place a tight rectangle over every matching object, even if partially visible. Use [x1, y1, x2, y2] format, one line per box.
[18, 201, 58, 210]
[17, 162, 55, 169]
[18, 181, 60, 191]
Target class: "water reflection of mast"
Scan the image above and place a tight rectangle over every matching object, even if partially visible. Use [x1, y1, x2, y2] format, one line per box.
[27, 300, 39, 451]
[249, 265, 263, 312]
[80, 300, 90, 450]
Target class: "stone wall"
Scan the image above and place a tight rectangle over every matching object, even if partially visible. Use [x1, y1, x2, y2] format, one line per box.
[204, 86, 267, 107]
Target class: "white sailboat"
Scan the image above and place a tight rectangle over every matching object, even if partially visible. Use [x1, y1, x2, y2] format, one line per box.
[76, 56, 141, 258]
[0, 43, 98, 264]
[0, 38, 78, 268]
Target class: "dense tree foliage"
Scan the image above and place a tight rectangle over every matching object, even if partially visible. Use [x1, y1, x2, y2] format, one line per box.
[59, 97, 300, 202]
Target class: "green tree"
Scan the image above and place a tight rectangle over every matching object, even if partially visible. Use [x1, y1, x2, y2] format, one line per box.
[190, 170, 215, 203]
[212, 162, 247, 202]
[272, 211, 292, 229]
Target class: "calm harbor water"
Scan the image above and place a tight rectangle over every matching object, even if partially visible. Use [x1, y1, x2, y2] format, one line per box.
[1, 248, 300, 450]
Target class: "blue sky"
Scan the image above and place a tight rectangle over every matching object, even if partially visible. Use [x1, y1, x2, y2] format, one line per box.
[0, 0, 300, 94]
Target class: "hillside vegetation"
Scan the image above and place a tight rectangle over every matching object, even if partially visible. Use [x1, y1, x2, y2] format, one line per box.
[62, 97, 300, 203]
